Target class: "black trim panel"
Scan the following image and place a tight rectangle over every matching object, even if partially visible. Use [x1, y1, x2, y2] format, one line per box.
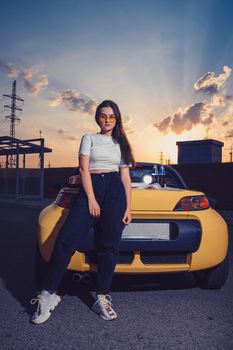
[140, 252, 187, 264]
[76, 219, 201, 254]
[119, 219, 201, 253]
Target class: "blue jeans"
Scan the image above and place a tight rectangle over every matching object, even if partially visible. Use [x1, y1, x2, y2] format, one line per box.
[43, 171, 127, 294]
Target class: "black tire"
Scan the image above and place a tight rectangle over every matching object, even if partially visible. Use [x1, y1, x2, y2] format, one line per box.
[193, 254, 229, 289]
[34, 242, 48, 292]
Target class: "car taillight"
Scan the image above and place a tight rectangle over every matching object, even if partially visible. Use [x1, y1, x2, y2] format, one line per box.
[174, 195, 210, 211]
[56, 192, 74, 208]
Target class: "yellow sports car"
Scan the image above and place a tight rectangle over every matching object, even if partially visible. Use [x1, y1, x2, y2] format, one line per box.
[36, 162, 229, 290]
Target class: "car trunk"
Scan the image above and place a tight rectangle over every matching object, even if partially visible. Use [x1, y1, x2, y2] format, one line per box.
[131, 188, 204, 211]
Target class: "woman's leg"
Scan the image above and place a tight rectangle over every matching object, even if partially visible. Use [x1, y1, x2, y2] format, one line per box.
[42, 191, 98, 293]
[96, 174, 127, 294]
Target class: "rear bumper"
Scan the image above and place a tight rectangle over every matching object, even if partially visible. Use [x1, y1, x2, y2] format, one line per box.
[39, 205, 228, 274]
[68, 251, 191, 274]
[69, 218, 201, 273]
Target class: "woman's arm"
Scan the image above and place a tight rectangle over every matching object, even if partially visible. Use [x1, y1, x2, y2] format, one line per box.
[119, 167, 132, 225]
[79, 154, 100, 217]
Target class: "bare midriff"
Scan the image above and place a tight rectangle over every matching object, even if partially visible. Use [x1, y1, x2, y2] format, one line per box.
[89, 169, 117, 173]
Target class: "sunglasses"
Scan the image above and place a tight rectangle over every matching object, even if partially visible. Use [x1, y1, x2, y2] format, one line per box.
[98, 114, 116, 123]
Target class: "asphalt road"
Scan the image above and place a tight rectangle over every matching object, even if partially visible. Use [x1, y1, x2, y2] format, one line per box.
[0, 200, 232, 350]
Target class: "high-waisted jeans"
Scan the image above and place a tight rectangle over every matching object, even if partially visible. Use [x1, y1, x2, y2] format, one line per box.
[43, 171, 127, 294]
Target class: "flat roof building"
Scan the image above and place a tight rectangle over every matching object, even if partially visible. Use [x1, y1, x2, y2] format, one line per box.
[176, 139, 224, 164]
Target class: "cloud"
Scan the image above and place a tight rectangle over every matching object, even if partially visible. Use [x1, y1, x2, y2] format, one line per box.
[154, 116, 171, 134]
[19, 70, 48, 96]
[56, 128, 77, 141]
[154, 101, 214, 135]
[122, 114, 135, 134]
[83, 99, 98, 114]
[211, 94, 233, 107]
[47, 93, 62, 107]
[48, 89, 98, 115]
[194, 65, 232, 95]
[0, 59, 48, 95]
[0, 61, 17, 77]
[154, 65, 233, 139]
[225, 129, 233, 138]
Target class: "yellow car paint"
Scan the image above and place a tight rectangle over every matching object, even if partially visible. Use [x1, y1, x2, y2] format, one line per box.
[38, 187, 228, 275]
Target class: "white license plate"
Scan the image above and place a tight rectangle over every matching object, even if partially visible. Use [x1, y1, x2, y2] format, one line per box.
[122, 223, 170, 240]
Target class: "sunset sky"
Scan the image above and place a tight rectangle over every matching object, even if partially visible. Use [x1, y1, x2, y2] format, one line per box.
[1, 0, 233, 167]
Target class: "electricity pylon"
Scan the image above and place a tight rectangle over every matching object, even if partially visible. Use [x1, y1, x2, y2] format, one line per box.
[3, 80, 24, 167]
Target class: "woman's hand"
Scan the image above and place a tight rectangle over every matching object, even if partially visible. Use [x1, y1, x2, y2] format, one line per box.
[122, 208, 132, 225]
[88, 197, 101, 218]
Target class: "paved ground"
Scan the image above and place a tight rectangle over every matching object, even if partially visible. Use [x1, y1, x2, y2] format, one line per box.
[0, 199, 232, 350]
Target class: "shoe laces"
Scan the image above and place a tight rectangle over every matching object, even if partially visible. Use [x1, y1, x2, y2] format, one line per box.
[94, 294, 113, 308]
[30, 295, 47, 316]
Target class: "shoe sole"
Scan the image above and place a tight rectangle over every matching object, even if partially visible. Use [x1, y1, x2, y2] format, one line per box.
[100, 314, 117, 321]
[31, 296, 61, 324]
[91, 305, 117, 321]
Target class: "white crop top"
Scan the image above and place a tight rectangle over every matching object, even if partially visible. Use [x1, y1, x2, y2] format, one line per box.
[78, 132, 132, 171]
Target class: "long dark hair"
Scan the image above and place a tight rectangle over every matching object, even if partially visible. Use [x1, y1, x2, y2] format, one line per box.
[95, 100, 135, 167]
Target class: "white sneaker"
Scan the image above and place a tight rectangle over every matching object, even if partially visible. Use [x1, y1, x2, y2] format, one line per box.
[30, 291, 61, 324]
[92, 294, 117, 321]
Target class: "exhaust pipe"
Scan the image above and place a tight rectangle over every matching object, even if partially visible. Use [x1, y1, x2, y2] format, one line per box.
[72, 272, 91, 283]
[82, 273, 91, 283]
[72, 273, 82, 283]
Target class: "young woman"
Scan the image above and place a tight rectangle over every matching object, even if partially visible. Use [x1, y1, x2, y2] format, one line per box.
[31, 99, 135, 323]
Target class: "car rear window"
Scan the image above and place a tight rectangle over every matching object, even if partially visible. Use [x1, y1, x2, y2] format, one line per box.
[130, 165, 186, 189]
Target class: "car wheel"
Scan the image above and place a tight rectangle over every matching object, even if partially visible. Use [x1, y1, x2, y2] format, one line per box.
[193, 254, 229, 289]
[34, 241, 48, 292]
